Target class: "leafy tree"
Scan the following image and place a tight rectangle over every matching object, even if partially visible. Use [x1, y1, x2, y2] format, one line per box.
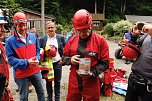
[113, 20, 133, 36]
[125, 0, 152, 15]
[0, 0, 22, 16]
[15, 0, 75, 28]
[0, 0, 22, 29]
[11, 0, 152, 30]
[56, 23, 63, 33]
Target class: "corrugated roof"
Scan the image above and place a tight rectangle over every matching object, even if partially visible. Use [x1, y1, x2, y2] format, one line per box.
[125, 15, 152, 24]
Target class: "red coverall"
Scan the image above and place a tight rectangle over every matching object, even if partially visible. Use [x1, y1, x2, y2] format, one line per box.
[63, 32, 109, 101]
[0, 41, 10, 100]
[0, 42, 9, 79]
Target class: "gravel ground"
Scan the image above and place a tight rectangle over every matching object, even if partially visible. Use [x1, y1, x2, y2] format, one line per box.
[8, 40, 132, 101]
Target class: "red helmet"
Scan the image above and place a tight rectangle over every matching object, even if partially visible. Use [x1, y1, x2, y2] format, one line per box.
[123, 42, 141, 59]
[45, 45, 57, 57]
[13, 12, 27, 25]
[72, 9, 92, 29]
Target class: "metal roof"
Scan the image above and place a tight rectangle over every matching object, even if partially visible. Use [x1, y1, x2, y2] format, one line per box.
[125, 15, 152, 24]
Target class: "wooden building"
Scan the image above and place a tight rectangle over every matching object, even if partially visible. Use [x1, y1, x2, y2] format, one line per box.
[62, 0, 105, 31]
[91, 13, 105, 30]
[23, 8, 52, 34]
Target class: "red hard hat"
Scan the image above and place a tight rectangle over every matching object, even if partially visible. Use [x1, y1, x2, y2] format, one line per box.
[13, 12, 27, 25]
[123, 42, 140, 59]
[45, 45, 57, 57]
[72, 9, 92, 29]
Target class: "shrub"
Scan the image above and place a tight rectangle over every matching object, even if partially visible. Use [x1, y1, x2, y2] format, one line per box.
[56, 23, 64, 33]
[101, 23, 115, 36]
[113, 20, 133, 36]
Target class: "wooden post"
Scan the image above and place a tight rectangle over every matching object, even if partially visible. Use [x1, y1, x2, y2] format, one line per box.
[41, 0, 45, 34]
[95, 0, 97, 14]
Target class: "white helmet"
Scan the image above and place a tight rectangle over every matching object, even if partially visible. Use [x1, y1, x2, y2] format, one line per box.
[0, 9, 7, 24]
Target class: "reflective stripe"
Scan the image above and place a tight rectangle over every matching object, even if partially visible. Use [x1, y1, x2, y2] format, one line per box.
[14, 19, 27, 23]
[47, 73, 53, 76]
[40, 57, 54, 81]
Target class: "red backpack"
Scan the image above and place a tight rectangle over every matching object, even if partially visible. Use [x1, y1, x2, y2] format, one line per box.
[100, 58, 117, 96]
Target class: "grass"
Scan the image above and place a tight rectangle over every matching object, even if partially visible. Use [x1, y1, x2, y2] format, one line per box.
[100, 93, 125, 101]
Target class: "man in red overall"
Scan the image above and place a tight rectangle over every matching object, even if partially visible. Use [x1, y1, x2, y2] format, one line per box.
[62, 9, 109, 101]
[0, 9, 10, 101]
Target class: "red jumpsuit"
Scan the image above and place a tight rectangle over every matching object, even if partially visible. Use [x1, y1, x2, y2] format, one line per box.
[0, 42, 10, 101]
[0, 42, 9, 79]
[63, 32, 109, 101]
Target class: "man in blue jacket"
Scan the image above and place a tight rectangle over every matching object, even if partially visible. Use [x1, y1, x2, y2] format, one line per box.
[5, 12, 45, 101]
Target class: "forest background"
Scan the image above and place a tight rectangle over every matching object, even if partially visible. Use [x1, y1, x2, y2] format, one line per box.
[1, 0, 152, 35]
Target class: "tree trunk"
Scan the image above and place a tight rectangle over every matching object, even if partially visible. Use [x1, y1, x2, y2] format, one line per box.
[103, 0, 106, 19]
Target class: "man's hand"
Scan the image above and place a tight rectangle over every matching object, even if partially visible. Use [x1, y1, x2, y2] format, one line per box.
[28, 56, 39, 66]
[71, 55, 80, 65]
[142, 24, 152, 36]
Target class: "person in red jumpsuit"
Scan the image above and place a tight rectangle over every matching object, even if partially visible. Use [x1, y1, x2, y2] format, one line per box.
[62, 9, 109, 101]
[0, 9, 11, 101]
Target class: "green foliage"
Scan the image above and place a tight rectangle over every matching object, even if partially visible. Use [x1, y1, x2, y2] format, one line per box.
[105, 16, 121, 24]
[125, 0, 152, 16]
[102, 20, 133, 37]
[3, 0, 152, 32]
[101, 23, 115, 36]
[0, 0, 22, 29]
[39, 27, 44, 37]
[63, 23, 73, 32]
[0, 0, 22, 16]
[56, 23, 63, 33]
[113, 20, 133, 36]
[15, 0, 75, 30]
[45, 0, 74, 28]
